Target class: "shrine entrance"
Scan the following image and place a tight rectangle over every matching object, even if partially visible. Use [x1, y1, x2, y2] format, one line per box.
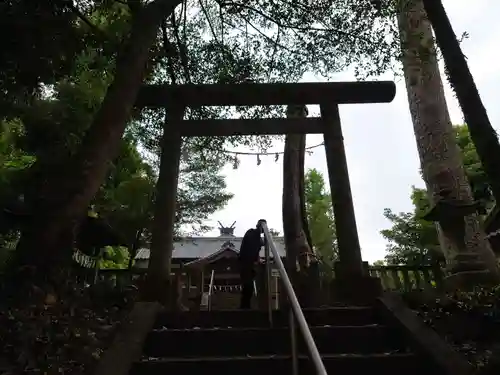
[136, 81, 396, 303]
[180, 239, 285, 311]
[182, 245, 255, 310]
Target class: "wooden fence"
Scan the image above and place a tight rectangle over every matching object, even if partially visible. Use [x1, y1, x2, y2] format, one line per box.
[367, 264, 444, 291]
[0, 244, 446, 294]
[96, 268, 147, 287]
[96, 263, 446, 293]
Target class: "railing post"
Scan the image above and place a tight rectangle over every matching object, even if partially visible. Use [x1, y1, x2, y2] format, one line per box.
[289, 306, 299, 375]
[208, 269, 215, 311]
[260, 221, 327, 375]
[260, 219, 273, 327]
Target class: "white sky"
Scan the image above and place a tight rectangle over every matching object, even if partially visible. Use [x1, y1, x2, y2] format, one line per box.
[200, 0, 500, 262]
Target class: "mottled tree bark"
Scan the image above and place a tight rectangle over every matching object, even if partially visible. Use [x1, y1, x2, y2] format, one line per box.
[397, 0, 500, 286]
[282, 105, 319, 306]
[283, 133, 310, 274]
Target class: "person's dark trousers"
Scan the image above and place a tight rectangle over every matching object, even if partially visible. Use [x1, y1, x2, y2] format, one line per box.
[239, 264, 255, 309]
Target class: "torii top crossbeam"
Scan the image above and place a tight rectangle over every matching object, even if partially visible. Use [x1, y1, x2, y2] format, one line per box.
[135, 81, 396, 108]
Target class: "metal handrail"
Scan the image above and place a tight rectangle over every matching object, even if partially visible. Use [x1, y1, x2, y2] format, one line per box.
[207, 269, 215, 311]
[259, 220, 328, 375]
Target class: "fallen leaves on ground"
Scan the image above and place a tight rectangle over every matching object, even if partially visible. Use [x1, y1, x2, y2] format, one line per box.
[403, 286, 500, 369]
[0, 281, 137, 375]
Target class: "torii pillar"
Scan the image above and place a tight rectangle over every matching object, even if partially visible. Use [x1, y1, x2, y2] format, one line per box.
[321, 104, 382, 304]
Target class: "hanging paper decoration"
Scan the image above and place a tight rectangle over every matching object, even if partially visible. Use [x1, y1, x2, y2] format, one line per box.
[72, 248, 97, 269]
[212, 284, 242, 292]
[233, 154, 240, 169]
[196, 142, 324, 166]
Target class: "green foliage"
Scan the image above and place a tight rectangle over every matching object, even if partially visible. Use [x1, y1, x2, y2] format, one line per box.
[304, 168, 337, 276]
[381, 124, 492, 265]
[0, 4, 235, 261]
[455, 124, 494, 208]
[0, 1, 84, 115]
[381, 186, 441, 265]
[99, 246, 130, 269]
[0, 120, 34, 263]
[0, 120, 35, 200]
[92, 135, 157, 247]
[176, 148, 233, 234]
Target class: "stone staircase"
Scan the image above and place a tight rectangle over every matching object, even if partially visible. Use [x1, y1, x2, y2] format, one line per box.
[207, 290, 246, 309]
[129, 306, 439, 375]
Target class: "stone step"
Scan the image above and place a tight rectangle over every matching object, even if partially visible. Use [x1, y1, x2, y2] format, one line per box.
[132, 353, 428, 375]
[209, 291, 246, 310]
[143, 324, 405, 357]
[155, 306, 378, 329]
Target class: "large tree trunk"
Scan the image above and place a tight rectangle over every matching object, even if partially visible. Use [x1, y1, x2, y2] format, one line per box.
[12, 0, 182, 291]
[397, 0, 500, 287]
[283, 134, 310, 274]
[282, 105, 319, 307]
[421, 0, 500, 206]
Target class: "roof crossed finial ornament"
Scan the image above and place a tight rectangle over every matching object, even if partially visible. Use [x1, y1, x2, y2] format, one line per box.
[218, 220, 236, 236]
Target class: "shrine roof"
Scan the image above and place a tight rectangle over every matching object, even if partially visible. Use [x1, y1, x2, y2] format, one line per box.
[134, 235, 286, 260]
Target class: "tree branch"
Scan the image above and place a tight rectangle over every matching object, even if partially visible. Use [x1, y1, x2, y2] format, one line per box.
[267, 26, 281, 81]
[230, 16, 306, 59]
[198, 0, 229, 66]
[182, 0, 188, 44]
[220, 1, 374, 44]
[161, 19, 178, 84]
[199, 0, 221, 45]
[171, 13, 192, 83]
[69, 3, 106, 37]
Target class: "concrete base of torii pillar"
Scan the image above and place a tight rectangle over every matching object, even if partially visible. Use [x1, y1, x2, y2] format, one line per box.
[330, 261, 383, 305]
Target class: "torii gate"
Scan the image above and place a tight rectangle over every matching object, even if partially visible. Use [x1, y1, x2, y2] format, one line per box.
[136, 81, 396, 304]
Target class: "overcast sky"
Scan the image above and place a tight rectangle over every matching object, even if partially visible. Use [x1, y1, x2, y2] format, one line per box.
[200, 0, 500, 262]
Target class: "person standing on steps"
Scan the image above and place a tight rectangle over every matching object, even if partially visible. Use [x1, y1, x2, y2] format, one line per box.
[239, 222, 264, 309]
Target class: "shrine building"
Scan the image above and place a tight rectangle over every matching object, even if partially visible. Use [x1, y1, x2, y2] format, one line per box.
[133, 222, 286, 309]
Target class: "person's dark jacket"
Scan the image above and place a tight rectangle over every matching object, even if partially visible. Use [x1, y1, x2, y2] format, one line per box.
[239, 228, 262, 265]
